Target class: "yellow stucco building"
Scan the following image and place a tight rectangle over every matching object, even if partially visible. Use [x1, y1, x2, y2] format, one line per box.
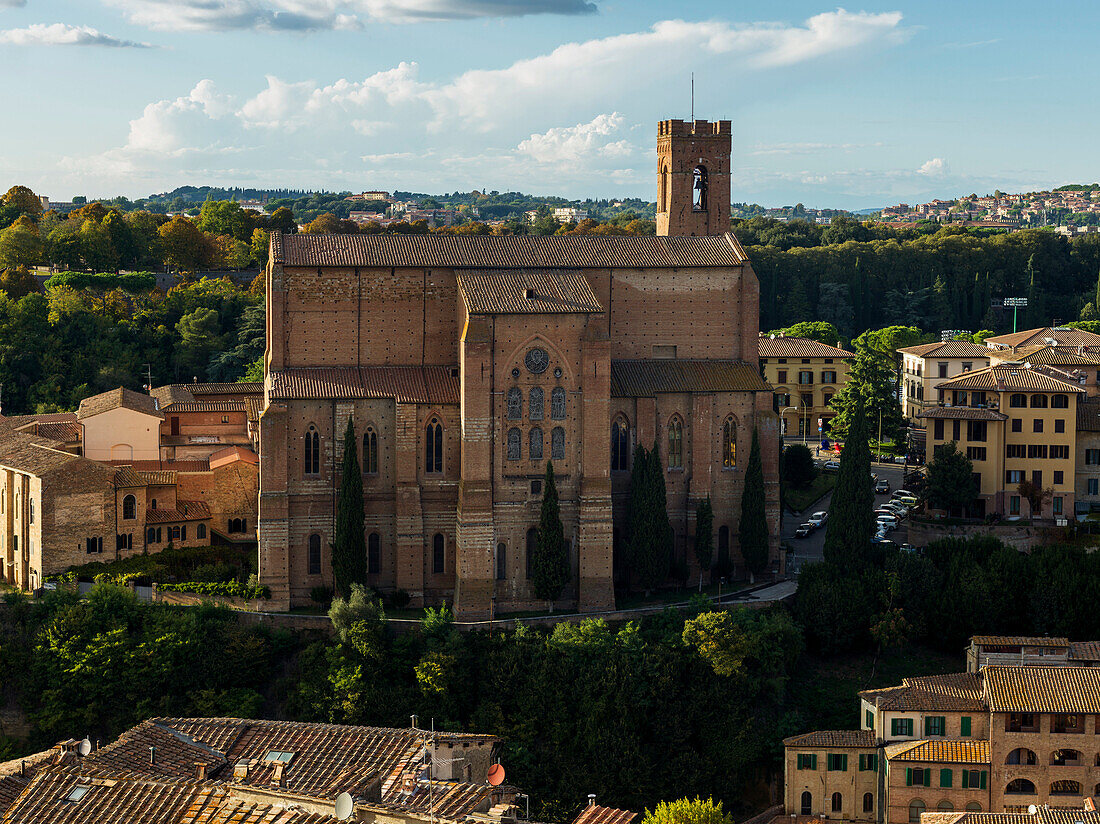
[758, 335, 853, 443]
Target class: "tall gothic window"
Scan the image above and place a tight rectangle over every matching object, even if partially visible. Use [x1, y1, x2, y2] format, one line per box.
[368, 532, 380, 574]
[304, 426, 320, 475]
[530, 427, 544, 461]
[496, 542, 507, 580]
[551, 426, 565, 460]
[506, 387, 522, 420]
[668, 417, 683, 469]
[122, 494, 136, 520]
[551, 387, 566, 419]
[425, 418, 443, 473]
[722, 417, 737, 468]
[611, 416, 630, 471]
[507, 427, 521, 460]
[432, 533, 445, 574]
[362, 426, 378, 474]
[529, 387, 544, 420]
[693, 165, 708, 211]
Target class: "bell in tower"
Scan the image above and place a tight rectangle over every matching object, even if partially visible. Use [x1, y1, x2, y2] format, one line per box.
[655, 119, 732, 237]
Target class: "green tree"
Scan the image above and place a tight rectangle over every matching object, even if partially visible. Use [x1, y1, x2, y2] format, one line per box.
[0, 216, 44, 269]
[175, 307, 223, 376]
[641, 797, 734, 824]
[626, 443, 671, 593]
[531, 461, 569, 608]
[158, 216, 206, 272]
[0, 266, 40, 299]
[682, 611, 746, 677]
[738, 428, 769, 577]
[765, 321, 841, 346]
[829, 330, 905, 444]
[822, 395, 875, 567]
[694, 497, 713, 590]
[2, 185, 43, 218]
[925, 441, 977, 514]
[333, 417, 367, 596]
[250, 228, 271, 268]
[781, 443, 816, 489]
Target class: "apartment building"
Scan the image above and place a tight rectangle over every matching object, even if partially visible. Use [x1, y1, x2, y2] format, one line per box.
[987, 346, 1100, 398]
[898, 341, 992, 423]
[921, 363, 1083, 519]
[782, 636, 1100, 824]
[759, 335, 854, 442]
[983, 327, 1100, 353]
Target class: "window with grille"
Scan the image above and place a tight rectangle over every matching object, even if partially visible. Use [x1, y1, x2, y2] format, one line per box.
[507, 428, 521, 460]
[530, 427, 544, 461]
[551, 427, 565, 460]
[551, 387, 566, 419]
[506, 387, 522, 420]
[529, 387, 544, 420]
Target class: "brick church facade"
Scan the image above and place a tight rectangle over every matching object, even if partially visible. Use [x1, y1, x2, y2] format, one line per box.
[257, 119, 781, 616]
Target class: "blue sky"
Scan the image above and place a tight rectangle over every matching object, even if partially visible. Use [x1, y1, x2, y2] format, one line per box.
[1, 0, 1097, 208]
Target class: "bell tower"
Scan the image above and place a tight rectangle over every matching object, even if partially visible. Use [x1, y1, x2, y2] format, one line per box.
[656, 119, 732, 236]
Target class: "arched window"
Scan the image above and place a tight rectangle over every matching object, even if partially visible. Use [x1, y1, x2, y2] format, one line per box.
[937, 801, 953, 812]
[432, 533, 445, 574]
[150, 498, 157, 510]
[1007, 748, 1037, 765]
[147, 527, 157, 544]
[305, 425, 320, 475]
[1031, 394, 1048, 408]
[1052, 393, 1069, 408]
[526, 527, 537, 579]
[122, 494, 136, 520]
[496, 542, 507, 581]
[551, 426, 565, 460]
[1051, 748, 1081, 766]
[170, 526, 181, 541]
[1005, 779, 1036, 795]
[692, 165, 708, 211]
[426, 418, 443, 473]
[611, 417, 630, 471]
[507, 387, 522, 420]
[507, 427, 522, 460]
[363, 427, 378, 474]
[800, 792, 812, 817]
[722, 417, 737, 468]
[308, 534, 321, 575]
[368, 532, 380, 574]
[965, 803, 982, 813]
[831, 793, 842, 813]
[551, 387, 566, 420]
[1009, 393, 1027, 408]
[659, 163, 669, 212]
[197, 524, 206, 540]
[668, 417, 683, 469]
[530, 427, 544, 461]
[908, 800, 925, 824]
[529, 387, 544, 420]
[1050, 780, 1081, 796]
[863, 794, 874, 814]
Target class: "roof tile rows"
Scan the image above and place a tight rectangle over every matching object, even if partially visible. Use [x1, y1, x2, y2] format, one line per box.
[77, 387, 164, 420]
[758, 337, 853, 359]
[145, 501, 211, 524]
[859, 673, 985, 712]
[781, 730, 876, 748]
[934, 363, 1084, 393]
[897, 340, 993, 358]
[610, 360, 771, 397]
[996, 344, 1100, 366]
[1078, 401, 1100, 432]
[883, 739, 990, 764]
[457, 270, 603, 315]
[271, 231, 749, 269]
[572, 804, 639, 824]
[268, 366, 460, 405]
[983, 665, 1100, 713]
[984, 326, 1100, 349]
[918, 408, 1007, 421]
[970, 635, 1069, 647]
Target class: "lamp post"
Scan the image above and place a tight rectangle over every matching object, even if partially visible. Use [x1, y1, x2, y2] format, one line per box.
[1003, 297, 1027, 333]
[781, 405, 810, 448]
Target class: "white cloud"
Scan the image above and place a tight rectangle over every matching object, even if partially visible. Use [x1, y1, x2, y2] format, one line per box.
[101, 0, 594, 32]
[0, 22, 152, 47]
[917, 157, 948, 176]
[0, 0, 27, 7]
[516, 113, 635, 164]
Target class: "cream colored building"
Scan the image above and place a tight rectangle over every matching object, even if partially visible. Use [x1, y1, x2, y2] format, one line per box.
[759, 335, 853, 442]
[77, 387, 163, 463]
[898, 341, 991, 423]
[983, 326, 1100, 353]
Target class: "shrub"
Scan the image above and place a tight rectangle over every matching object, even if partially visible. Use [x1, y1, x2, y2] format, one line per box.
[310, 585, 334, 605]
[157, 581, 270, 599]
[390, 589, 411, 609]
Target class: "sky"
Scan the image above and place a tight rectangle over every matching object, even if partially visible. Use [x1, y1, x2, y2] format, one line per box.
[1, 0, 1098, 209]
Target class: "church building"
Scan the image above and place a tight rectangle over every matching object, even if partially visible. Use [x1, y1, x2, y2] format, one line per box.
[257, 118, 780, 616]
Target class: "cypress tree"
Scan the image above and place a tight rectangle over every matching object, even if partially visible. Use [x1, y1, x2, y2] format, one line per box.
[532, 460, 569, 609]
[333, 417, 366, 597]
[645, 440, 673, 589]
[822, 395, 875, 568]
[626, 443, 650, 587]
[738, 428, 769, 577]
[694, 497, 714, 591]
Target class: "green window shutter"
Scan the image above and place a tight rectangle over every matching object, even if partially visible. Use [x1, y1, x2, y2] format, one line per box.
[891, 719, 899, 735]
[811, 754, 817, 770]
[797, 754, 804, 770]
[867, 710, 874, 728]
[859, 754, 866, 771]
[941, 769, 952, 788]
[980, 771, 987, 790]
[923, 769, 931, 787]
[905, 719, 914, 736]
[961, 716, 972, 737]
[906, 768, 912, 787]
[871, 755, 878, 770]
[962, 770, 969, 789]
[841, 755, 848, 772]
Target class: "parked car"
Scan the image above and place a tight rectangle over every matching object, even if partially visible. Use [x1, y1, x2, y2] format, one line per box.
[895, 495, 919, 507]
[899, 543, 917, 553]
[892, 489, 915, 500]
[794, 523, 813, 538]
[894, 455, 907, 464]
[823, 460, 840, 471]
[876, 515, 899, 530]
[807, 511, 828, 529]
[882, 503, 908, 518]
[875, 479, 890, 494]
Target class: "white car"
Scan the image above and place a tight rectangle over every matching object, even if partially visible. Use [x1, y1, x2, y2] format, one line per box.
[892, 489, 916, 500]
[876, 515, 899, 530]
[823, 460, 841, 471]
[882, 502, 908, 517]
[807, 511, 828, 529]
[794, 523, 813, 538]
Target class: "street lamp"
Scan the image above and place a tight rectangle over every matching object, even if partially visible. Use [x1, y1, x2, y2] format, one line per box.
[781, 406, 811, 449]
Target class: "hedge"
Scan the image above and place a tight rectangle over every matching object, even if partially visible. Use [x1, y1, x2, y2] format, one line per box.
[44, 271, 157, 293]
[157, 581, 270, 599]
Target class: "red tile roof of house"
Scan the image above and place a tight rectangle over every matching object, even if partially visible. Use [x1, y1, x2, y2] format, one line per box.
[145, 501, 211, 524]
[897, 341, 992, 358]
[860, 673, 985, 712]
[884, 739, 990, 764]
[268, 366, 460, 405]
[934, 363, 1084, 392]
[31, 421, 82, 442]
[983, 665, 1100, 713]
[985, 326, 1100, 349]
[109, 460, 211, 473]
[572, 803, 639, 824]
[782, 730, 876, 748]
[919, 407, 1007, 421]
[77, 387, 164, 420]
[758, 337, 853, 359]
[209, 447, 259, 469]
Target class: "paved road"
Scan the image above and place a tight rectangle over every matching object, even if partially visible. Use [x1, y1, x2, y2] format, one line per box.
[783, 461, 909, 575]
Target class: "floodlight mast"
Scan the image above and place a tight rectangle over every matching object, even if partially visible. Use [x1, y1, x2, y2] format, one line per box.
[1003, 297, 1028, 333]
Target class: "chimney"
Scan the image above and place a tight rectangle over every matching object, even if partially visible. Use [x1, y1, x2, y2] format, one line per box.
[272, 761, 286, 787]
[234, 760, 251, 781]
[149, 746, 157, 766]
[195, 762, 208, 780]
[410, 714, 418, 729]
[588, 795, 597, 808]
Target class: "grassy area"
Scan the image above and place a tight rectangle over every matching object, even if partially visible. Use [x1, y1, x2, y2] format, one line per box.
[786, 473, 837, 513]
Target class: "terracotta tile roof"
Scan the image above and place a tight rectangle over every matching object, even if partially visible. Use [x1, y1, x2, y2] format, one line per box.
[77, 387, 164, 420]
[971, 635, 1069, 647]
[934, 364, 1084, 393]
[3, 412, 78, 430]
[162, 401, 247, 413]
[0, 432, 88, 476]
[108, 460, 211, 473]
[884, 739, 990, 764]
[0, 774, 29, 814]
[926, 812, 1100, 824]
[151, 385, 196, 407]
[572, 804, 639, 824]
[782, 730, 876, 748]
[112, 467, 147, 489]
[997, 345, 1100, 366]
[1070, 641, 1100, 661]
[758, 337, 853, 359]
[268, 366, 460, 405]
[270, 231, 749, 269]
[898, 341, 992, 358]
[188, 382, 264, 397]
[1078, 401, 1100, 432]
[919, 407, 1007, 421]
[860, 673, 985, 712]
[610, 360, 771, 396]
[85, 720, 228, 779]
[984, 665, 1100, 712]
[457, 270, 603, 314]
[246, 397, 263, 423]
[209, 447, 259, 468]
[138, 470, 177, 486]
[985, 326, 1100, 349]
[374, 779, 494, 819]
[146, 501, 211, 524]
[28, 421, 81, 441]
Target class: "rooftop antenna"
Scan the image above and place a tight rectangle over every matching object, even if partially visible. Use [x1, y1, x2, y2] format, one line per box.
[690, 72, 694, 122]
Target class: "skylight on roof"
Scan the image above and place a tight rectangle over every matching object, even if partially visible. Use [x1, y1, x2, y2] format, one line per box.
[264, 750, 295, 764]
[65, 786, 90, 802]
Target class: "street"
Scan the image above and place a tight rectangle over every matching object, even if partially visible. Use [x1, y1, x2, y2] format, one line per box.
[783, 461, 909, 575]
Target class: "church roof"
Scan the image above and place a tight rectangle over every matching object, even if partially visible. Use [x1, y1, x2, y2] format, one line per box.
[268, 366, 460, 405]
[457, 269, 603, 314]
[270, 231, 748, 269]
[610, 360, 771, 397]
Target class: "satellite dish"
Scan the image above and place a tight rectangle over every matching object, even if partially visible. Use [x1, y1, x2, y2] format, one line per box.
[335, 792, 354, 821]
[1028, 806, 1038, 816]
[487, 764, 505, 786]
[78, 738, 92, 757]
